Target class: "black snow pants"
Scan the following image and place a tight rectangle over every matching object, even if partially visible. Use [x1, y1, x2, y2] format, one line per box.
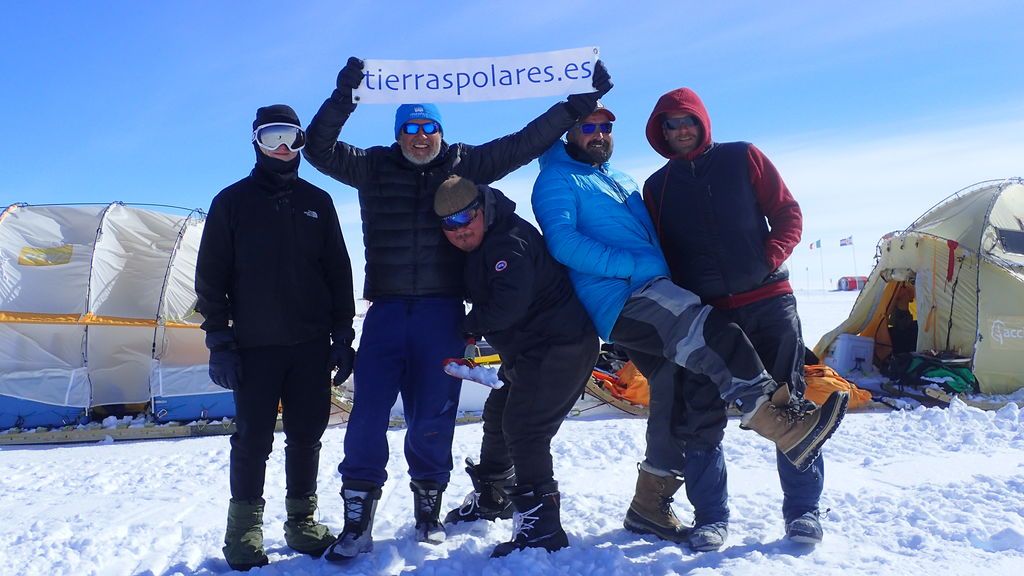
[230, 337, 332, 501]
[478, 331, 600, 487]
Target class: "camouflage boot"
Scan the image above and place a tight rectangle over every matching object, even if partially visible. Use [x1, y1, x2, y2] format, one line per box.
[223, 498, 270, 571]
[283, 495, 335, 556]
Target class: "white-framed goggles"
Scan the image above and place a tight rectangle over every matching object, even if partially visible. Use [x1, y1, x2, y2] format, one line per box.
[252, 123, 306, 152]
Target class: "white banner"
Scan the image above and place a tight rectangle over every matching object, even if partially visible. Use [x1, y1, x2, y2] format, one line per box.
[353, 47, 599, 104]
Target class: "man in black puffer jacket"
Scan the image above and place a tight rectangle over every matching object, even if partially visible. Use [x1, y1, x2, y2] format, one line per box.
[433, 175, 598, 558]
[196, 104, 356, 571]
[304, 56, 612, 561]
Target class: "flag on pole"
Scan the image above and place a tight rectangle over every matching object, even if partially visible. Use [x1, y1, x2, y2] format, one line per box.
[840, 236, 853, 246]
[809, 239, 821, 250]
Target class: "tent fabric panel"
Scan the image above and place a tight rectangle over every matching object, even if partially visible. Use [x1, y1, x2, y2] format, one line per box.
[909, 184, 995, 253]
[86, 325, 155, 406]
[0, 367, 90, 407]
[985, 183, 1024, 266]
[0, 395, 89, 429]
[155, 325, 211, 366]
[161, 220, 204, 324]
[150, 361, 234, 422]
[0, 322, 85, 377]
[152, 392, 235, 423]
[0, 205, 104, 315]
[88, 205, 182, 320]
[973, 263, 1024, 394]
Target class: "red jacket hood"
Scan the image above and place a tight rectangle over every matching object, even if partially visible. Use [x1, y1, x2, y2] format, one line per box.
[646, 88, 712, 160]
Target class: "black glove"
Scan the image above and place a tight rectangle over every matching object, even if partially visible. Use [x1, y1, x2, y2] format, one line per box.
[330, 340, 356, 386]
[205, 331, 242, 391]
[566, 59, 613, 118]
[332, 57, 365, 106]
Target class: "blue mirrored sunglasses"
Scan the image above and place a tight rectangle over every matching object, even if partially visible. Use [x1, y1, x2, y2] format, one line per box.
[440, 200, 481, 231]
[663, 116, 699, 130]
[579, 122, 613, 135]
[252, 123, 305, 152]
[401, 121, 441, 135]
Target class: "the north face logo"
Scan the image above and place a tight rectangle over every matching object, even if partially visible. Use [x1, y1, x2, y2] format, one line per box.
[304, 210, 318, 219]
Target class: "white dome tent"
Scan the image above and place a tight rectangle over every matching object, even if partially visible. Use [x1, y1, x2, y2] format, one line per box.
[0, 202, 232, 428]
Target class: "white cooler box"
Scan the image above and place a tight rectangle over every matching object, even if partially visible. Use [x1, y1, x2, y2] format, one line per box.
[826, 334, 875, 376]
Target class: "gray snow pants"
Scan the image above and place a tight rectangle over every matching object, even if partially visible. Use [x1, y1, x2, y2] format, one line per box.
[608, 277, 776, 472]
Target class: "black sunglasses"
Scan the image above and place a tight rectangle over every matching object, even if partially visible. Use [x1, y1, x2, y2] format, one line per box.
[401, 121, 441, 135]
[578, 122, 613, 135]
[663, 116, 699, 130]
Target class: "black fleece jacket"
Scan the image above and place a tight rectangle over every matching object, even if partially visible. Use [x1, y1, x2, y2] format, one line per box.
[195, 153, 355, 348]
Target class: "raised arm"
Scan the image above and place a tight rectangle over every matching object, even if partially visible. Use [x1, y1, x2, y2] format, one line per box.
[303, 57, 373, 187]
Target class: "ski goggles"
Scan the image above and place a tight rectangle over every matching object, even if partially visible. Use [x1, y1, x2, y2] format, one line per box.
[252, 123, 306, 152]
[578, 122, 613, 135]
[440, 200, 481, 231]
[400, 121, 441, 135]
[663, 116, 699, 130]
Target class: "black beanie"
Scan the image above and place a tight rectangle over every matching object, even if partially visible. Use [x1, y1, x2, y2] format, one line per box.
[253, 104, 301, 130]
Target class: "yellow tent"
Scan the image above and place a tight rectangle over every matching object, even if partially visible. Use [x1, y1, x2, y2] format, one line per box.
[815, 178, 1024, 395]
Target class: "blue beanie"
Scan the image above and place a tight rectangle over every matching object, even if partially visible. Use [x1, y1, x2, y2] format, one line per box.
[394, 103, 443, 139]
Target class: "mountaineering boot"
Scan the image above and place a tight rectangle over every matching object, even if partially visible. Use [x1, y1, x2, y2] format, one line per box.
[490, 481, 569, 558]
[622, 464, 689, 543]
[444, 458, 516, 525]
[786, 510, 824, 544]
[688, 521, 729, 552]
[223, 498, 270, 571]
[411, 479, 447, 544]
[740, 384, 850, 470]
[323, 482, 382, 563]
[283, 494, 335, 556]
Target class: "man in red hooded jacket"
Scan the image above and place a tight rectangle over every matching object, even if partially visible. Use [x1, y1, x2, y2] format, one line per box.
[635, 87, 825, 549]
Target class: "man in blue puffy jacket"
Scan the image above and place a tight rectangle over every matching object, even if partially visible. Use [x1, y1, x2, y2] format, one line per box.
[531, 102, 849, 552]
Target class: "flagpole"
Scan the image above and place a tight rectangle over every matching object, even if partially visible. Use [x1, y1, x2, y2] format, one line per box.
[852, 243, 858, 277]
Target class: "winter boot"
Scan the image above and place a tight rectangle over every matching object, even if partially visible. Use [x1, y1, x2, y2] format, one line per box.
[411, 479, 447, 544]
[283, 494, 335, 556]
[688, 521, 728, 552]
[323, 481, 382, 563]
[740, 385, 849, 471]
[622, 464, 689, 543]
[786, 510, 823, 544]
[444, 458, 516, 525]
[223, 498, 270, 571]
[490, 481, 569, 558]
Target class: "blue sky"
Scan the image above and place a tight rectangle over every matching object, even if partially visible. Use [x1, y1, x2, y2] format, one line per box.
[3, 1, 1023, 296]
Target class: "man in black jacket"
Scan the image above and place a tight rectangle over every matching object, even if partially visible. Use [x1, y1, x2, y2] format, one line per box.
[195, 104, 356, 571]
[303, 56, 612, 562]
[434, 175, 598, 558]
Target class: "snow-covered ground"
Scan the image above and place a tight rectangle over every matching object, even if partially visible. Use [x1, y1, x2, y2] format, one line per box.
[2, 290, 1023, 576]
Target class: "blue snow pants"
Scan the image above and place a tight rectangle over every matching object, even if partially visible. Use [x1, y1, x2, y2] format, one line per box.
[339, 297, 464, 487]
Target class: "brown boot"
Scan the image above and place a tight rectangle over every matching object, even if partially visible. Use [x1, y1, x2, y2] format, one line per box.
[622, 465, 688, 543]
[741, 385, 849, 471]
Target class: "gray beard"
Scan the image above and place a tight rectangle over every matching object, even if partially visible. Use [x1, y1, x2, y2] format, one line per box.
[402, 149, 439, 166]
